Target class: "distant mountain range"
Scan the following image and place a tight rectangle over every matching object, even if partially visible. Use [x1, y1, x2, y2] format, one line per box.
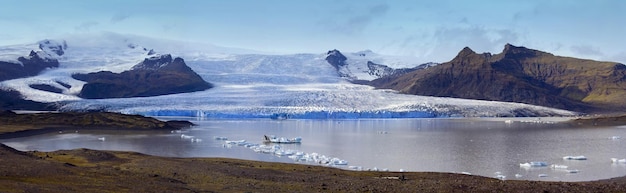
[1, 34, 618, 117]
[370, 44, 626, 113]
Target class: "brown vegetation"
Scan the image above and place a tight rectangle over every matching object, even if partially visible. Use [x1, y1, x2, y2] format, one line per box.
[1, 144, 626, 193]
[371, 44, 626, 113]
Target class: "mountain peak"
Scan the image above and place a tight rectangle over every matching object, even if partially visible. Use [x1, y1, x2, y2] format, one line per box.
[38, 39, 67, 56]
[453, 47, 479, 59]
[132, 54, 173, 70]
[500, 43, 549, 58]
[325, 49, 347, 70]
[449, 47, 483, 63]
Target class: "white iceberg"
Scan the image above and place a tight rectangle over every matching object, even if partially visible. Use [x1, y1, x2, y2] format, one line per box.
[520, 161, 548, 168]
[611, 158, 626, 163]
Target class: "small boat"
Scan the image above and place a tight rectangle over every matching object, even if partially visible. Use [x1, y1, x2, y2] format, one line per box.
[264, 135, 302, 144]
[550, 164, 568, 169]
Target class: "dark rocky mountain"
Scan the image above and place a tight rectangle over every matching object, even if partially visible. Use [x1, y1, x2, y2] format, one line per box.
[72, 54, 213, 99]
[0, 89, 55, 111]
[0, 50, 60, 81]
[325, 49, 348, 71]
[371, 44, 626, 112]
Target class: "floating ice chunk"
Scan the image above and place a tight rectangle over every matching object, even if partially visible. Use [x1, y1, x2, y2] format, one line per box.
[504, 120, 513, 124]
[399, 169, 406, 172]
[611, 158, 626, 163]
[520, 162, 548, 168]
[514, 174, 523, 178]
[609, 136, 621, 140]
[181, 134, 194, 139]
[550, 164, 568, 169]
[566, 169, 579, 173]
[460, 172, 471, 175]
[224, 140, 246, 145]
[98, 137, 106, 141]
[348, 166, 363, 171]
[495, 174, 506, 180]
[191, 138, 202, 143]
[214, 136, 228, 140]
[538, 174, 548, 177]
[331, 158, 348, 165]
[563, 155, 587, 160]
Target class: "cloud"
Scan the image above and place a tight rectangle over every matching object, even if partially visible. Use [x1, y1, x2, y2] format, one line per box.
[605, 52, 626, 64]
[394, 25, 522, 62]
[570, 45, 604, 57]
[75, 21, 99, 32]
[111, 12, 132, 23]
[433, 25, 519, 53]
[322, 3, 389, 35]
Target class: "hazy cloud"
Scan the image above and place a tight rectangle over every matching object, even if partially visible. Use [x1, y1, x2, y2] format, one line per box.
[570, 45, 604, 56]
[75, 21, 99, 32]
[433, 26, 519, 52]
[111, 12, 132, 23]
[605, 52, 626, 64]
[323, 3, 389, 35]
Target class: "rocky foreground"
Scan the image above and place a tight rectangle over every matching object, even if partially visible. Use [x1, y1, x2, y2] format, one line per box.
[2, 112, 626, 192]
[0, 110, 192, 139]
[0, 144, 625, 193]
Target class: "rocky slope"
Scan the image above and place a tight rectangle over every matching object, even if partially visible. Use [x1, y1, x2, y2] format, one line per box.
[72, 54, 213, 99]
[371, 44, 626, 112]
[1, 143, 625, 192]
[0, 40, 64, 110]
[0, 41, 62, 81]
[0, 89, 54, 111]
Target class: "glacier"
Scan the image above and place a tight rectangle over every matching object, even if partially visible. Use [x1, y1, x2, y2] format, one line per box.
[1, 32, 578, 119]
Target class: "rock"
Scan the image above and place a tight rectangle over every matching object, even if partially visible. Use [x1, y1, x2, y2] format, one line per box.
[0, 50, 59, 82]
[73, 54, 212, 99]
[325, 49, 347, 70]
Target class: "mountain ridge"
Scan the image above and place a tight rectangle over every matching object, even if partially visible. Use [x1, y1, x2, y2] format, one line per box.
[72, 54, 213, 99]
[370, 44, 626, 112]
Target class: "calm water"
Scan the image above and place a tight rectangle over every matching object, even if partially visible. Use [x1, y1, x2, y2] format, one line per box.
[2, 117, 626, 182]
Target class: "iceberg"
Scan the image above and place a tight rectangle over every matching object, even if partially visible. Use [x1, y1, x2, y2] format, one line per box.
[563, 156, 587, 160]
[611, 158, 626, 163]
[520, 162, 548, 168]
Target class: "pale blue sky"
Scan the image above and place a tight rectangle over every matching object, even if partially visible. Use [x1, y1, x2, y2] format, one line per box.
[1, 0, 625, 63]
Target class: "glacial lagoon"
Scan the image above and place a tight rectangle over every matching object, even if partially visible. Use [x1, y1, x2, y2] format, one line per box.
[2, 117, 626, 182]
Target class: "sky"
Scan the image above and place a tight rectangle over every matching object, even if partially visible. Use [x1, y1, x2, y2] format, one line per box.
[1, 0, 625, 64]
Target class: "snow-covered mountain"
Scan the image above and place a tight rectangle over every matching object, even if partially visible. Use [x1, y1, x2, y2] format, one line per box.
[325, 49, 437, 81]
[0, 33, 578, 118]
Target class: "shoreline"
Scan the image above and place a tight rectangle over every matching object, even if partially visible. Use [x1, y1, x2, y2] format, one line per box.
[1, 143, 626, 192]
[3, 111, 626, 192]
